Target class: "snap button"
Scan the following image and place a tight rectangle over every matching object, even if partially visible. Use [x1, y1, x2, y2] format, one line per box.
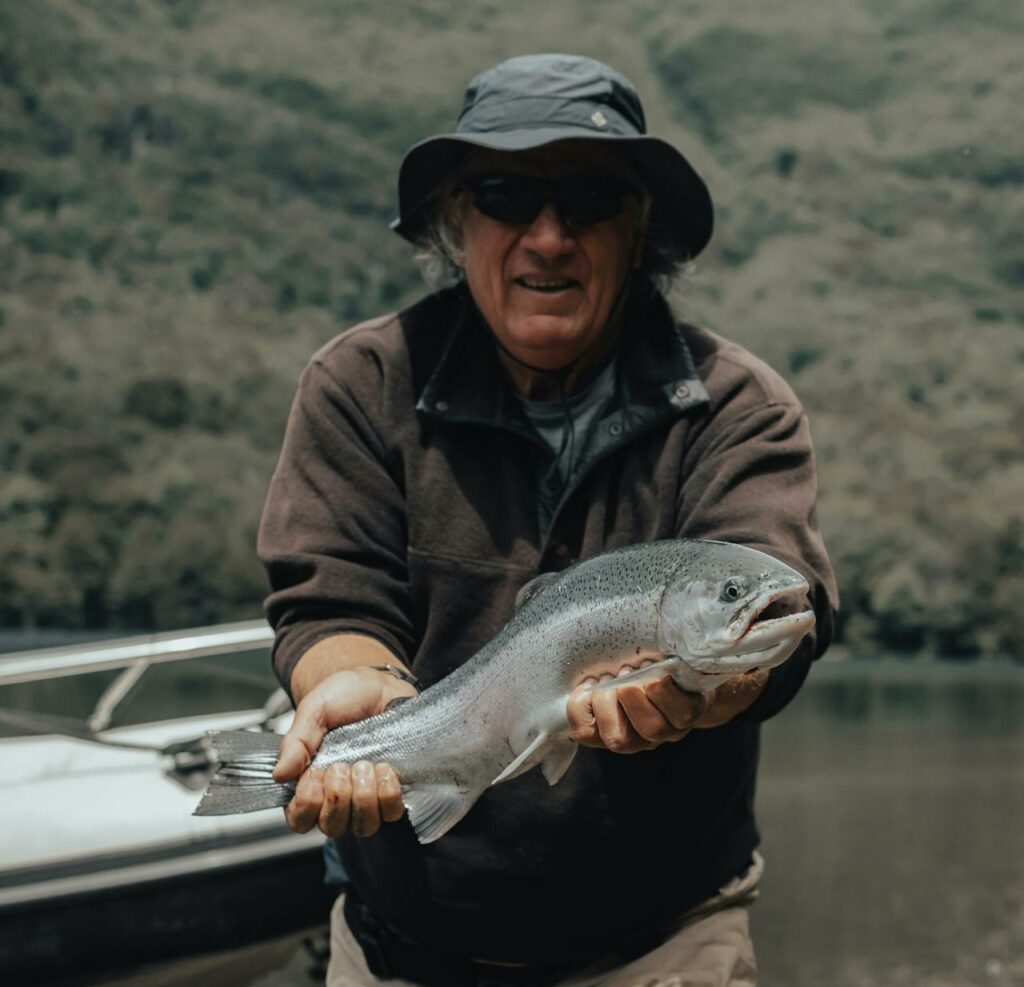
[609, 422, 623, 436]
[674, 384, 690, 400]
[435, 400, 449, 413]
[555, 543, 570, 557]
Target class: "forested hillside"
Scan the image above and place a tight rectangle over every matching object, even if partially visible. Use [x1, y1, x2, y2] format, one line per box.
[1, 0, 1021, 658]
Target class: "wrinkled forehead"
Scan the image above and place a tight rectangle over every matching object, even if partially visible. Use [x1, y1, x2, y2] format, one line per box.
[459, 140, 639, 183]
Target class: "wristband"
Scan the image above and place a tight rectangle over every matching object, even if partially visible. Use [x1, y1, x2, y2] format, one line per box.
[372, 663, 423, 692]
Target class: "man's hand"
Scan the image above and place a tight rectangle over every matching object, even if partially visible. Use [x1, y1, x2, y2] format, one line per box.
[692, 668, 771, 729]
[273, 666, 417, 838]
[566, 668, 770, 752]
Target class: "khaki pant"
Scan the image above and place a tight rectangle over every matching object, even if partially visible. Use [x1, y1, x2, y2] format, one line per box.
[326, 854, 762, 987]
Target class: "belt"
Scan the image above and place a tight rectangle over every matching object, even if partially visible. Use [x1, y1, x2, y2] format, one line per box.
[343, 891, 576, 987]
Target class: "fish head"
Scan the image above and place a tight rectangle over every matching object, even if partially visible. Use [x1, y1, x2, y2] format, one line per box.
[656, 541, 816, 684]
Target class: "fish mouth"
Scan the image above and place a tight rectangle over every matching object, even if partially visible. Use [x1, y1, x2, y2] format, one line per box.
[691, 586, 815, 674]
[735, 588, 816, 655]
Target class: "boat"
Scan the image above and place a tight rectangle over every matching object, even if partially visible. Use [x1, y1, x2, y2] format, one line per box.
[0, 621, 337, 984]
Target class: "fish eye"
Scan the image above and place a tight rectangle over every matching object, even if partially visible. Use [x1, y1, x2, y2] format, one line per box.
[720, 578, 746, 602]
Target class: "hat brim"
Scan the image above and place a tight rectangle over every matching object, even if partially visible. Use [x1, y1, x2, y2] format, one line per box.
[392, 128, 713, 260]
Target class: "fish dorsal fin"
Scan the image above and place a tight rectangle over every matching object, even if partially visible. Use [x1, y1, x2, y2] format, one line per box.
[490, 730, 550, 786]
[514, 572, 559, 611]
[401, 783, 478, 844]
[540, 739, 578, 786]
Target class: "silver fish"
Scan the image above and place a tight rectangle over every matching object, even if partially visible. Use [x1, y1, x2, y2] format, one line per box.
[195, 539, 815, 843]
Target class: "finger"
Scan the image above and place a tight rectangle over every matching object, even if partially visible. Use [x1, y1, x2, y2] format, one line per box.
[566, 686, 601, 746]
[591, 685, 651, 753]
[350, 761, 382, 837]
[274, 731, 315, 782]
[319, 762, 353, 837]
[616, 682, 683, 744]
[274, 699, 328, 782]
[285, 766, 325, 834]
[645, 677, 712, 731]
[376, 763, 405, 823]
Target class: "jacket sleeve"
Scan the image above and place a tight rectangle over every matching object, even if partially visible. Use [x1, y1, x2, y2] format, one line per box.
[674, 399, 839, 723]
[258, 354, 415, 698]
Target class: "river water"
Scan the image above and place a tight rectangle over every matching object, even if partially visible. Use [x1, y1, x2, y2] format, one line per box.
[3, 644, 1021, 986]
[754, 660, 1024, 987]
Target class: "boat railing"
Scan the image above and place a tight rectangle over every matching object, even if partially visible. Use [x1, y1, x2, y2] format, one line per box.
[0, 620, 274, 687]
[0, 620, 282, 750]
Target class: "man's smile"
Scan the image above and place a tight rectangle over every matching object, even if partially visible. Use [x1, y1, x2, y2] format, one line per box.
[513, 276, 580, 294]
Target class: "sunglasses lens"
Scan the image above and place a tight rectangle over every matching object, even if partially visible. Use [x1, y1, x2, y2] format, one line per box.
[470, 176, 545, 224]
[556, 179, 629, 224]
[468, 175, 631, 226]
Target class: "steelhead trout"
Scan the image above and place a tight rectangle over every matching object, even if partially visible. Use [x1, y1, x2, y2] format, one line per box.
[195, 539, 815, 843]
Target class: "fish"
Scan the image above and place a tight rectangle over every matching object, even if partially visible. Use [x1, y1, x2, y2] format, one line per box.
[194, 538, 815, 843]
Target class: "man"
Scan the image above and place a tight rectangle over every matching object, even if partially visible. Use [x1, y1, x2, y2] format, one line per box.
[259, 54, 838, 986]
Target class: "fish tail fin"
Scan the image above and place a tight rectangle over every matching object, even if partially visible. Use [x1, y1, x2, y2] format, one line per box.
[193, 730, 294, 816]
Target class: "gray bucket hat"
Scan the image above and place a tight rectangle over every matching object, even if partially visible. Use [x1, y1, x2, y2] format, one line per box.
[392, 53, 713, 260]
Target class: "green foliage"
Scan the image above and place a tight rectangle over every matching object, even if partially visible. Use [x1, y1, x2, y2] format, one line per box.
[896, 146, 1024, 189]
[649, 26, 889, 145]
[0, 0, 1020, 662]
[124, 378, 193, 429]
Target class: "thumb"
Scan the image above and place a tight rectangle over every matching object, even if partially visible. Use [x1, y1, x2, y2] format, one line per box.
[273, 699, 326, 782]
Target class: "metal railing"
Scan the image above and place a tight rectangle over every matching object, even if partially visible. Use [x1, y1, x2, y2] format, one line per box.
[0, 620, 274, 687]
[0, 619, 282, 753]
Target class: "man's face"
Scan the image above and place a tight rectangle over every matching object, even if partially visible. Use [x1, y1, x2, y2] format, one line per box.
[457, 142, 642, 377]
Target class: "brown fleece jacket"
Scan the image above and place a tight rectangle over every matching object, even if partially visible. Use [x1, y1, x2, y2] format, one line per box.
[258, 282, 838, 964]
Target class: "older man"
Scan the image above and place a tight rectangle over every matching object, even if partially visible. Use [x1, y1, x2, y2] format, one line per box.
[260, 54, 837, 987]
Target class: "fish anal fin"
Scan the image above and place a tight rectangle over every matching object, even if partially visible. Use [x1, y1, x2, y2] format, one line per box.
[514, 572, 559, 611]
[490, 730, 550, 787]
[540, 739, 578, 786]
[402, 783, 478, 844]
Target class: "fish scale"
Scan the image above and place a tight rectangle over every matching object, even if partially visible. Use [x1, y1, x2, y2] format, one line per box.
[195, 539, 815, 842]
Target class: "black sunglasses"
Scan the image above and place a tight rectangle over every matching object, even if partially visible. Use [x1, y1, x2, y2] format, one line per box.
[463, 173, 638, 227]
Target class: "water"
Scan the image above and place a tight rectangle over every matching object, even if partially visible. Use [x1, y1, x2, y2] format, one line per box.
[754, 660, 1024, 987]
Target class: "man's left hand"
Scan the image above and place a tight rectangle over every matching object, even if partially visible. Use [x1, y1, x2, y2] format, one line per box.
[566, 669, 769, 753]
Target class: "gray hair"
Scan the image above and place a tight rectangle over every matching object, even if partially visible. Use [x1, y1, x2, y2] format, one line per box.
[413, 180, 471, 288]
[412, 180, 690, 291]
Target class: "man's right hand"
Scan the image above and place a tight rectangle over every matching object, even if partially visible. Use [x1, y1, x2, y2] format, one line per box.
[272, 666, 417, 838]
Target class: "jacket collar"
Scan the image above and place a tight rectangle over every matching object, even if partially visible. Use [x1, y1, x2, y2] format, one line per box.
[415, 279, 709, 439]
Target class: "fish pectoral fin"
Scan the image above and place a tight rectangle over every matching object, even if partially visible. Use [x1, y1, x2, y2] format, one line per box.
[514, 571, 560, 611]
[490, 730, 551, 787]
[401, 783, 478, 845]
[588, 656, 680, 692]
[540, 739, 577, 786]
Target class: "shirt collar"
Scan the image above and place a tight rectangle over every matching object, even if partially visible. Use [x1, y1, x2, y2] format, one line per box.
[415, 279, 709, 433]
